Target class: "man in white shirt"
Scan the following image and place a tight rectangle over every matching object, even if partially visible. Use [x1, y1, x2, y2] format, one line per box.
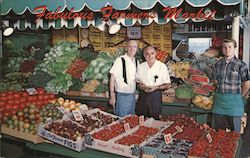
[109, 40, 138, 117]
[136, 46, 171, 119]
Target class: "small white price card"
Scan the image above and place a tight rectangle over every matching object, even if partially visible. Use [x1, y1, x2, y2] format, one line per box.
[57, 106, 66, 113]
[25, 88, 38, 95]
[139, 115, 144, 125]
[124, 123, 130, 132]
[164, 133, 173, 145]
[81, 92, 91, 96]
[72, 110, 83, 121]
[46, 117, 53, 123]
[175, 126, 183, 133]
[206, 133, 213, 143]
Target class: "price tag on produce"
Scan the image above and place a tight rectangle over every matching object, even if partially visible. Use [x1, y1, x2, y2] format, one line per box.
[139, 115, 144, 125]
[175, 126, 183, 133]
[206, 133, 213, 143]
[25, 88, 38, 95]
[46, 117, 53, 123]
[79, 104, 88, 113]
[164, 133, 173, 145]
[72, 110, 83, 121]
[95, 93, 104, 98]
[57, 106, 65, 113]
[124, 123, 130, 132]
[81, 92, 91, 96]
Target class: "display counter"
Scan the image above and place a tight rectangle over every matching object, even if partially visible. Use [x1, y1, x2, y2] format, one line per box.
[2, 133, 242, 158]
[60, 94, 211, 124]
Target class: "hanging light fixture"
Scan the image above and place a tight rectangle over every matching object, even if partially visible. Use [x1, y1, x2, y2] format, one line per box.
[97, 21, 121, 34]
[1, 23, 14, 36]
[108, 23, 121, 34]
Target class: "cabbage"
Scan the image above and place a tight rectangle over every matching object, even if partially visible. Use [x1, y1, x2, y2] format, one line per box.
[90, 60, 98, 67]
[93, 67, 100, 74]
[93, 73, 103, 80]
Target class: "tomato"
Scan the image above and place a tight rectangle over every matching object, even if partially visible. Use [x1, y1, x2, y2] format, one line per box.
[36, 88, 45, 94]
[38, 95, 45, 100]
[13, 104, 19, 110]
[0, 106, 4, 112]
[7, 91, 14, 95]
[49, 93, 55, 99]
[20, 97, 26, 103]
[20, 103, 27, 109]
[44, 95, 50, 100]
[0, 96, 7, 101]
[5, 105, 12, 111]
[0, 93, 7, 97]
[27, 96, 33, 102]
[6, 94, 13, 100]
[14, 100, 20, 105]
[31, 96, 38, 101]
[36, 100, 43, 107]
[13, 93, 21, 98]
[7, 100, 14, 105]
[0, 101, 5, 106]
[21, 91, 29, 97]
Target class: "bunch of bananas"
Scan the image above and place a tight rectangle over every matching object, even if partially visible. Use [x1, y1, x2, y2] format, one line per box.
[192, 95, 213, 110]
[81, 79, 100, 92]
[168, 61, 190, 79]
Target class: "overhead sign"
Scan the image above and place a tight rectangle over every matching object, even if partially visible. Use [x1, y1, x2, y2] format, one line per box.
[127, 27, 142, 39]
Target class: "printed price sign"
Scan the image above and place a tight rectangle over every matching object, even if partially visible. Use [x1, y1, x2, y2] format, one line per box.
[81, 92, 91, 96]
[79, 104, 88, 113]
[127, 27, 141, 39]
[206, 133, 213, 143]
[56, 106, 69, 115]
[175, 126, 183, 133]
[139, 115, 144, 125]
[164, 133, 173, 145]
[72, 110, 83, 121]
[25, 88, 38, 95]
[46, 117, 53, 123]
[124, 123, 130, 132]
[95, 93, 104, 97]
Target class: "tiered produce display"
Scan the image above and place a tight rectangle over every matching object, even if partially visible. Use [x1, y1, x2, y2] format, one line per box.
[167, 59, 217, 110]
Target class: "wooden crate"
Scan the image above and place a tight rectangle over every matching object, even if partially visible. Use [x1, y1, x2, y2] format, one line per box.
[1, 125, 50, 144]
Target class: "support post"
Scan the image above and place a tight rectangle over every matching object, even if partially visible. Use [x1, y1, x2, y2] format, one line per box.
[232, 16, 240, 58]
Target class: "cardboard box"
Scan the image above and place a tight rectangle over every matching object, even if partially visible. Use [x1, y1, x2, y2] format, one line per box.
[85, 108, 119, 120]
[85, 118, 169, 158]
[162, 96, 174, 103]
[174, 97, 191, 104]
[1, 125, 48, 144]
[37, 120, 85, 152]
[66, 91, 81, 96]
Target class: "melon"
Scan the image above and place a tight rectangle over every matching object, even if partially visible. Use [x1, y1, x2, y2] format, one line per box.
[194, 87, 209, 96]
[183, 78, 199, 86]
[202, 84, 216, 92]
[188, 68, 204, 75]
[190, 75, 209, 85]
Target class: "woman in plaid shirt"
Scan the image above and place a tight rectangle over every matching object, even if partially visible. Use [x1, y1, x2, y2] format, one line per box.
[212, 39, 250, 132]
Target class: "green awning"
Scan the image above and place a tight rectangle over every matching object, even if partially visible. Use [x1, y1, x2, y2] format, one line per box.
[1, 0, 242, 15]
[1, 0, 243, 30]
